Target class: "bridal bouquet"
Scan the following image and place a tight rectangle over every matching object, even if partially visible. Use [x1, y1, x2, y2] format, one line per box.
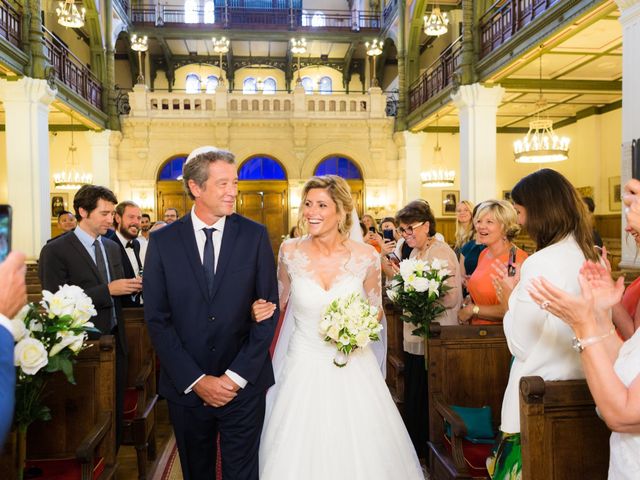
[387, 257, 452, 338]
[319, 292, 383, 367]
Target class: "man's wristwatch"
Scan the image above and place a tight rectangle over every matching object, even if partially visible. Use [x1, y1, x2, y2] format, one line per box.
[472, 305, 480, 317]
[571, 326, 615, 353]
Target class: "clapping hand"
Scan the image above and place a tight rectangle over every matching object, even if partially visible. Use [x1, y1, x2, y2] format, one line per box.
[623, 179, 640, 243]
[490, 259, 519, 306]
[579, 260, 625, 313]
[251, 298, 276, 323]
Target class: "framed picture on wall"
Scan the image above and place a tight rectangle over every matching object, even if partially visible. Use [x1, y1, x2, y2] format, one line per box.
[502, 190, 512, 202]
[576, 186, 594, 199]
[50, 193, 69, 220]
[442, 190, 459, 216]
[609, 176, 621, 212]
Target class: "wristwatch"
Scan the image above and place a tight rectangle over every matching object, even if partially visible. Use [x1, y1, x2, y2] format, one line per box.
[571, 326, 615, 353]
[472, 305, 480, 317]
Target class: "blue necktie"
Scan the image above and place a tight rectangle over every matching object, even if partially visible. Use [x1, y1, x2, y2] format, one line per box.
[203, 227, 216, 297]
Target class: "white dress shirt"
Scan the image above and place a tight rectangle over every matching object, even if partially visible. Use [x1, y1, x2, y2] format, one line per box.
[115, 231, 144, 274]
[185, 208, 248, 393]
[0, 313, 12, 336]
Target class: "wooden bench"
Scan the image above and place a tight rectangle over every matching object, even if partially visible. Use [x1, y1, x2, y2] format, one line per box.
[3, 336, 118, 480]
[519, 376, 610, 480]
[384, 299, 404, 407]
[121, 308, 159, 480]
[427, 323, 511, 480]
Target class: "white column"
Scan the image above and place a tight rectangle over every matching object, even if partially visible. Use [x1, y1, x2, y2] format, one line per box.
[0, 78, 56, 258]
[85, 130, 113, 188]
[399, 131, 425, 204]
[451, 83, 505, 204]
[616, 0, 640, 268]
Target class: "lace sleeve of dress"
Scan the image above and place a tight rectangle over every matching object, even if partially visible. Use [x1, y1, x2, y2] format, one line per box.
[363, 247, 383, 310]
[277, 242, 292, 310]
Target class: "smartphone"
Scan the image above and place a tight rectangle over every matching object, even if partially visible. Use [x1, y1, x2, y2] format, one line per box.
[507, 246, 517, 277]
[633, 139, 640, 180]
[383, 229, 395, 242]
[387, 252, 400, 266]
[368, 226, 376, 233]
[0, 205, 11, 263]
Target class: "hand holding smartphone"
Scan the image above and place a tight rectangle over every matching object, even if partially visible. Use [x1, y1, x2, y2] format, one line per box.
[0, 205, 12, 263]
[382, 229, 395, 242]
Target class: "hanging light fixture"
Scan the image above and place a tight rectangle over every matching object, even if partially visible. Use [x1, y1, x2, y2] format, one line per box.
[423, 2, 449, 37]
[513, 49, 570, 163]
[212, 37, 230, 87]
[365, 39, 383, 88]
[53, 116, 93, 190]
[421, 117, 455, 187]
[56, 0, 86, 28]
[131, 34, 149, 84]
[290, 38, 307, 84]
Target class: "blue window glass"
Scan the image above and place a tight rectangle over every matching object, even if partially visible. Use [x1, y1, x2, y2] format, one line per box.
[158, 156, 187, 180]
[314, 156, 362, 179]
[239, 156, 286, 180]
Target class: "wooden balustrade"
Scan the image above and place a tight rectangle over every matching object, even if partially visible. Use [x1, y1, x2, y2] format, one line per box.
[0, 0, 20, 48]
[409, 36, 462, 113]
[479, 0, 562, 59]
[43, 28, 103, 110]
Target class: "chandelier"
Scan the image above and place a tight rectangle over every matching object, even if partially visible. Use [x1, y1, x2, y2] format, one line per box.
[53, 117, 93, 190]
[290, 38, 307, 83]
[423, 3, 449, 36]
[421, 119, 455, 187]
[212, 37, 230, 87]
[56, 0, 86, 28]
[513, 50, 570, 163]
[131, 34, 148, 84]
[365, 39, 383, 88]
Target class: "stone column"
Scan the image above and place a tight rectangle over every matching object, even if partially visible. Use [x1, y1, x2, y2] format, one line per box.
[0, 77, 56, 258]
[616, 0, 640, 267]
[451, 83, 505, 203]
[85, 130, 114, 189]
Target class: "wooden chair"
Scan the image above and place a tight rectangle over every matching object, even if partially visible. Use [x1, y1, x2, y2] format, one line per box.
[427, 323, 512, 480]
[383, 298, 404, 407]
[519, 376, 610, 480]
[121, 308, 159, 480]
[23, 336, 118, 479]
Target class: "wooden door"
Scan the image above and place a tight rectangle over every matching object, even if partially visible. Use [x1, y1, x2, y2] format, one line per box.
[347, 179, 364, 217]
[156, 180, 193, 219]
[237, 181, 288, 255]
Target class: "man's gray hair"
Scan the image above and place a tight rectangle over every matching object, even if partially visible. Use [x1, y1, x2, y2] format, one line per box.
[182, 149, 236, 200]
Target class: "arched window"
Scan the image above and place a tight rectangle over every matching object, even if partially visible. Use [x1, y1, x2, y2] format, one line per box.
[314, 156, 362, 179]
[184, 0, 198, 24]
[205, 75, 219, 93]
[158, 156, 187, 180]
[239, 156, 286, 180]
[262, 77, 276, 94]
[301, 9, 310, 26]
[203, 0, 215, 23]
[301, 76, 314, 94]
[243, 77, 257, 94]
[311, 12, 326, 27]
[185, 73, 201, 93]
[318, 76, 332, 94]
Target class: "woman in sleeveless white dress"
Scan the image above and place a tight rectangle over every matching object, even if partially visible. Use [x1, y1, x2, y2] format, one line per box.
[258, 176, 423, 480]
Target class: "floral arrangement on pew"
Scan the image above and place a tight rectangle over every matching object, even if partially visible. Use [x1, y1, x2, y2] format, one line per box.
[9, 284, 99, 479]
[319, 292, 383, 367]
[386, 258, 452, 337]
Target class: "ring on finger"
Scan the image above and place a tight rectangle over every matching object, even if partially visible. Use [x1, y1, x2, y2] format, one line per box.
[541, 300, 550, 310]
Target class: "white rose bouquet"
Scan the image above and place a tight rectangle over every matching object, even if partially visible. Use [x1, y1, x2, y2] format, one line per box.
[10, 285, 99, 432]
[319, 292, 383, 367]
[387, 257, 452, 337]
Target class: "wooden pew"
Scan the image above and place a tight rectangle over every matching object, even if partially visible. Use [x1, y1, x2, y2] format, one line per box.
[384, 298, 404, 407]
[519, 376, 610, 480]
[20, 336, 118, 479]
[427, 323, 511, 480]
[121, 308, 159, 480]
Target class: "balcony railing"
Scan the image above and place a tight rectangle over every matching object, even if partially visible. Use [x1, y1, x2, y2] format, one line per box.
[43, 28, 103, 110]
[0, 0, 21, 48]
[479, 0, 562, 58]
[131, 5, 380, 30]
[382, 0, 397, 27]
[409, 36, 462, 113]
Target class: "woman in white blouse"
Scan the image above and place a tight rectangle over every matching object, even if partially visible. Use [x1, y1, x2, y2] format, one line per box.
[488, 169, 599, 479]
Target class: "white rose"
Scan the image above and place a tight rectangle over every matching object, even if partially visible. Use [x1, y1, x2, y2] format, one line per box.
[9, 318, 28, 342]
[412, 277, 429, 293]
[355, 331, 370, 348]
[399, 260, 416, 281]
[319, 319, 332, 335]
[14, 338, 49, 375]
[327, 326, 340, 341]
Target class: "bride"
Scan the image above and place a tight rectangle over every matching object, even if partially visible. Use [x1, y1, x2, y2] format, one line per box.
[252, 175, 424, 479]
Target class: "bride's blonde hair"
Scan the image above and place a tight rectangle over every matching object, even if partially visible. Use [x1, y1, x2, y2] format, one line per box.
[299, 175, 354, 236]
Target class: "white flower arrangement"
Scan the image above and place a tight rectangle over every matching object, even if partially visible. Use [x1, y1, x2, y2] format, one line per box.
[387, 257, 452, 337]
[319, 292, 383, 367]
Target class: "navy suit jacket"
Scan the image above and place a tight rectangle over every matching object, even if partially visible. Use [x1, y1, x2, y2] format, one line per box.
[0, 326, 15, 448]
[143, 213, 279, 407]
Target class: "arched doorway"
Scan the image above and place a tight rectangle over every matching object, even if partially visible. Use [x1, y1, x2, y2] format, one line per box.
[156, 155, 192, 219]
[237, 155, 288, 254]
[314, 155, 364, 217]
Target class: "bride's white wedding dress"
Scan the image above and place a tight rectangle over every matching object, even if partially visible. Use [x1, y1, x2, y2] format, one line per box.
[259, 238, 424, 479]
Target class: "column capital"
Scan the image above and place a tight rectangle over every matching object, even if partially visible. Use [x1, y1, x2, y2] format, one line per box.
[451, 83, 505, 109]
[84, 129, 113, 148]
[0, 77, 56, 106]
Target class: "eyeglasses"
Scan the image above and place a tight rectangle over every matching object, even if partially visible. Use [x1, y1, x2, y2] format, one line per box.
[398, 222, 425, 236]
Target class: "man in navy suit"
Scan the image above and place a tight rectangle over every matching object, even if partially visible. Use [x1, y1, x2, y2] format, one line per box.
[144, 147, 279, 480]
[0, 251, 27, 449]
